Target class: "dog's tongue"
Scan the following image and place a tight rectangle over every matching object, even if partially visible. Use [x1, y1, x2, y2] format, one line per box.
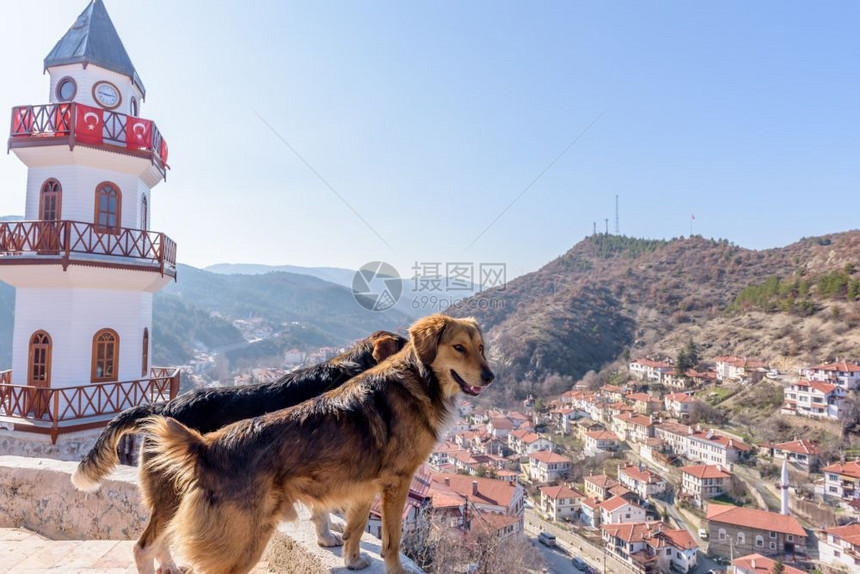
[465, 384, 482, 396]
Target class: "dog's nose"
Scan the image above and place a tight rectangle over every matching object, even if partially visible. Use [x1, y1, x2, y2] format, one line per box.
[481, 368, 495, 384]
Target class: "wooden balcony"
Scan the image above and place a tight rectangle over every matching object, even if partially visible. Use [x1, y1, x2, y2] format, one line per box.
[0, 220, 176, 278]
[0, 367, 180, 443]
[8, 102, 168, 179]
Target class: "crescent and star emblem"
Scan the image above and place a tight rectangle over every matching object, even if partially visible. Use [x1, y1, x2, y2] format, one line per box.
[83, 112, 100, 130]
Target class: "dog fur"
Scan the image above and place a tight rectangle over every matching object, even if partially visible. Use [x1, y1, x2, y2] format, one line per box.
[144, 314, 494, 574]
[72, 330, 406, 574]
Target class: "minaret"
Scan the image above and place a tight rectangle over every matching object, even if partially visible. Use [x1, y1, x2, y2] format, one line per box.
[0, 0, 178, 450]
[780, 458, 790, 515]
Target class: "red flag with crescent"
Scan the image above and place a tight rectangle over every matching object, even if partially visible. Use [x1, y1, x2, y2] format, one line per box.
[126, 117, 153, 151]
[12, 106, 34, 135]
[159, 138, 169, 164]
[74, 103, 104, 145]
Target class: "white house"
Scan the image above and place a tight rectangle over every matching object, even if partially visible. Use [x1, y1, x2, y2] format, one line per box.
[539, 484, 585, 522]
[584, 430, 620, 455]
[715, 356, 767, 383]
[617, 464, 667, 500]
[528, 451, 572, 483]
[629, 359, 674, 382]
[681, 464, 731, 507]
[822, 460, 860, 503]
[818, 523, 860, 570]
[803, 360, 860, 390]
[599, 496, 646, 526]
[664, 392, 698, 419]
[602, 521, 698, 573]
[781, 379, 846, 420]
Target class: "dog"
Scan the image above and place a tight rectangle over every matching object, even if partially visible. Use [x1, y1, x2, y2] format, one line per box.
[72, 330, 406, 574]
[144, 314, 493, 574]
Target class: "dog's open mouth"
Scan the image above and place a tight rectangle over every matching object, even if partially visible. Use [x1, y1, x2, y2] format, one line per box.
[451, 370, 482, 396]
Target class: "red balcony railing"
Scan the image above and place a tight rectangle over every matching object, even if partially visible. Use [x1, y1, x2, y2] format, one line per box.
[0, 367, 180, 443]
[0, 220, 176, 277]
[9, 102, 168, 177]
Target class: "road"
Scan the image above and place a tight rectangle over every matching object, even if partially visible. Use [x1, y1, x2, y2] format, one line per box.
[528, 535, 580, 574]
[525, 509, 605, 572]
[733, 465, 781, 511]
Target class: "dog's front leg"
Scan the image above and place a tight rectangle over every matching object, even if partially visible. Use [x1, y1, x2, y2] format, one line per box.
[342, 499, 373, 570]
[310, 507, 343, 547]
[381, 481, 412, 574]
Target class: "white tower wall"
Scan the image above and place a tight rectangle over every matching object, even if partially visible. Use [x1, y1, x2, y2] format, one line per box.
[48, 63, 143, 117]
[25, 165, 151, 230]
[11, 287, 152, 388]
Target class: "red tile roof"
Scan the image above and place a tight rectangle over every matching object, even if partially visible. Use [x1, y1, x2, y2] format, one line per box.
[540, 484, 585, 501]
[808, 361, 860, 373]
[602, 521, 696, 552]
[688, 430, 752, 452]
[489, 417, 514, 430]
[600, 495, 633, 512]
[794, 379, 840, 394]
[430, 472, 520, 508]
[822, 460, 860, 479]
[619, 464, 664, 484]
[681, 464, 731, 479]
[773, 439, 821, 456]
[529, 451, 571, 464]
[821, 523, 860, 546]
[584, 474, 618, 489]
[665, 392, 697, 403]
[731, 553, 805, 574]
[706, 504, 806, 537]
[586, 430, 619, 441]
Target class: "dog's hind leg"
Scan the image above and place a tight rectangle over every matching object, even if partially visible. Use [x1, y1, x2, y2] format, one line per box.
[310, 507, 343, 547]
[342, 499, 373, 570]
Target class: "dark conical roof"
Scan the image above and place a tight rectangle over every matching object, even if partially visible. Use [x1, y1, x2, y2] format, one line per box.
[44, 0, 145, 96]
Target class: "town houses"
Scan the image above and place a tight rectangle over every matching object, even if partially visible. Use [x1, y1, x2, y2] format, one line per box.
[680, 464, 732, 507]
[706, 505, 807, 560]
[781, 379, 847, 420]
[823, 459, 860, 503]
[771, 439, 821, 471]
[803, 360, 860, 389]
[818, 523, 860, 569]
[617, 464, 667, 500]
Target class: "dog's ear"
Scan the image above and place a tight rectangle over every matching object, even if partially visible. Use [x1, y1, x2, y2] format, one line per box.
[409, 314, 449, 364]
[372, 335, 402, 363]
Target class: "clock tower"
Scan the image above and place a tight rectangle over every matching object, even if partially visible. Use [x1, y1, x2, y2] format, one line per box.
[0, 0, 179, 456]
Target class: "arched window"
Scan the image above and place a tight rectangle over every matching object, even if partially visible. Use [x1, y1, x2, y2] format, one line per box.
[92, 329, 119, 382]
[28, 331, 52, 387]
[94, 182, 121, 232]
[39, 179, 62, 221]
[737, 532, 745, 546]
[140, 195, 148, 230]
[718, 529, 726, 540]
[141, 328, 149, 376]
[130, 96, 139, 117]
[756, 535, 764, 548]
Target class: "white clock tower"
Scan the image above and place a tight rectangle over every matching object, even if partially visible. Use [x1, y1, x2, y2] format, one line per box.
[0, 0, 179, 453]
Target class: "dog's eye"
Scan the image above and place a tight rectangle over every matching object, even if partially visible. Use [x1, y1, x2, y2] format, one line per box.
[453, 344, 466, 353]
[479, 345, 484, 355]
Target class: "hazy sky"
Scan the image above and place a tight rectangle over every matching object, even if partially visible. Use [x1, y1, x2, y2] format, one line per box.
[1, 1, 858, 279]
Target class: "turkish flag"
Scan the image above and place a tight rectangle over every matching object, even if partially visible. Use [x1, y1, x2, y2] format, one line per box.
[74, 103, 104, 145]
[126, 117, 153, 151]
[54, 104, 72, 135]
[12, 107, 34, 135]
[159, 138, 169, 164]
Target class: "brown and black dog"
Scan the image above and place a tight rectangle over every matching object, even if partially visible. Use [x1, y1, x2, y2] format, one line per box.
[144, 314, 493, 574]
[72, 330, 406, 574]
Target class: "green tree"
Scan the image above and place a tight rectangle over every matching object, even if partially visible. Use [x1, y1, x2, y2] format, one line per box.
[772, 558, 785, 574]
[676, 339, 700, 373]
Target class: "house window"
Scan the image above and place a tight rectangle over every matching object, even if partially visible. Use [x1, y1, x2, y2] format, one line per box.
[141, 328, 149, 376]
[787, 535, 793, 542]
[737, 532, 745, 545]
[769, 541, 777, 550]
[39, 179, 62, 221]
[28, 331, 52, 387]
[130, 96, 138, 117]
[719, 529, 726, 540]
[92, 329, 119, 382]
[756, 536, 764, 548]
[770, 531, 777, 539]
[140, 195, 148, 230]
[95, 182, 121, 232]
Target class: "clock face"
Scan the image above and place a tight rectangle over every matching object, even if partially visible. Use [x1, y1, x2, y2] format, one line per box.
[93, 81, 121, 109]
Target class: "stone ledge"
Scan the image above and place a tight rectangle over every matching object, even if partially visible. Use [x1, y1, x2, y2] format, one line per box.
[0, 455, 420, 573]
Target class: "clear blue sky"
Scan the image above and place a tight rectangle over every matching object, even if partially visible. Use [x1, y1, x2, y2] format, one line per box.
[1, 1, 858, 279]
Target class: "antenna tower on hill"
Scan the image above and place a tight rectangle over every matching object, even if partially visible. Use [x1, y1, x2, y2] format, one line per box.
[615, 194, 620, 235]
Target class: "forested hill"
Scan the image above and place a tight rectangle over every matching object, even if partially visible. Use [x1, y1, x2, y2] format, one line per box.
[452, 231, 860, 403]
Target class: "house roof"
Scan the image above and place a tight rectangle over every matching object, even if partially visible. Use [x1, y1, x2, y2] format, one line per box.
[626, 392, 661, 403]
[731, 553, 805, 574]
[616, 412, 654, 426]
[619, 464, 664, 484]
[489, 417, 514, 430]
[608, 485, 633, 498]
[808, 361, 860, 373]
[773, 439, 821, 456]
[706, 504, 806, 537]
[586, 430, 619, 441]
[665, 392, 697, 403]
[822, 460, 860, 479]
[584, 474, 617, 489]
[715, 356, 767, 369]
[601, 495, 633, 512]
[44, 0, 145, 95]
[631, 359, 673, 369]
[540, 484, 585, 501]
[656, 421, 694, 435]
[688, 430, 752, 452]
[529, 451, 571, 464]
[681, 464, 731, 479]
[430, 472, 520, 508]
[794, 379, 840, 394]
[821, 523, 860, 546]
[602, 521, 696, 552]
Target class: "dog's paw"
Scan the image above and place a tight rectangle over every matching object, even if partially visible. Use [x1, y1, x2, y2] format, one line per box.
[316, 530, 344, 547]
[156, 566, 190, 574]
[346, 552, 371, 570]
[329, 520, 345, 534]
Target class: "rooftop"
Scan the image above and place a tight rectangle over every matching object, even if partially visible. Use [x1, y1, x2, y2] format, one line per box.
[731, 553, 805, 574]
[706, 504, 806, 537]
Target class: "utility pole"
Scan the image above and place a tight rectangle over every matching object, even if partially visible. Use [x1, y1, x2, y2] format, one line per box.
[604, 218, 609, 236]
[593, 221, 597, 236]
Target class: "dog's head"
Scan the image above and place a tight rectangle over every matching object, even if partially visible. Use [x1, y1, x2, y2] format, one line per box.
[409, 314, 494, 398]
[368, 331, 408, 364]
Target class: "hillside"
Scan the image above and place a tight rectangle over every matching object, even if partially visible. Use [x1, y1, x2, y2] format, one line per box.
[454, 231, 860, 403]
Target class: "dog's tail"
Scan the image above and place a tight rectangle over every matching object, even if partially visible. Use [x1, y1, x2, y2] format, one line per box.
[71, 404, 158, 492]
[142, 416, 207, 492]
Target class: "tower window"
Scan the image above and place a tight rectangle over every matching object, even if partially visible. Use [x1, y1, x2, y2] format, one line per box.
[95, 182, 121, 232]
[28, 331, 52, 387]
[142, 328, 149, 376]
[141, 195, 148, 230]
[39, 179, 62, 221]
[56, 77, 77, 102]
[130, 97, 139, 117]
[92, 329, 119, 382]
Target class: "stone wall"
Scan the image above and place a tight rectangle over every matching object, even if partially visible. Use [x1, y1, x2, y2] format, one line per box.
[0, 455, 421, 573]
[0, 429, 101, 462]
